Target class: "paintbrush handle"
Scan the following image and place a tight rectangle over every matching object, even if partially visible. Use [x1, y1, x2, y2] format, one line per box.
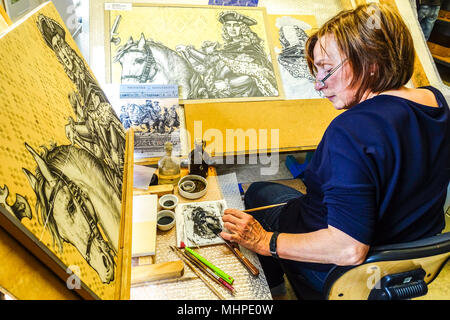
[231, 245, 260, 277]
[242, 202, 287, 213]
[219, 234, 260, 277]
[171, 246, 225, 300]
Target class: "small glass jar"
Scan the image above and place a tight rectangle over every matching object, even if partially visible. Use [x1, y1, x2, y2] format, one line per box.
[158, 142, 180, 185]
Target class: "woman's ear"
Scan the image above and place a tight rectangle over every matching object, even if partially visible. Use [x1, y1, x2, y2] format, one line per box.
[369, 63, 378, 76]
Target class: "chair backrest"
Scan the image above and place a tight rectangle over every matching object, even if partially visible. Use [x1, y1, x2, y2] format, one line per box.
[323, 232, 450, 300]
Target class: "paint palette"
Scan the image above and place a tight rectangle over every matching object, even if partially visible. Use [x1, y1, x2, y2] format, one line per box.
[175, 199, 227, 247]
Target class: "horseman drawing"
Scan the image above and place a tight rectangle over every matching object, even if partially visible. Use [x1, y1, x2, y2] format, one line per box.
[108, 6, 282, 102]
[23, 143, 120, 284]
[114, 34, 207, 100]
[113, 98, 184, 159]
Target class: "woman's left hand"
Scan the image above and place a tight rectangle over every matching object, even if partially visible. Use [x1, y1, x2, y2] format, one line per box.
[221, 208, 272, 256]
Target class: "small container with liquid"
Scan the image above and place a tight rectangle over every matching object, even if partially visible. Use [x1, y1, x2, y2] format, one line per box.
[157, 210, 175, 231]
[158, 142, 180, 186]
[159, 194, 178, 210]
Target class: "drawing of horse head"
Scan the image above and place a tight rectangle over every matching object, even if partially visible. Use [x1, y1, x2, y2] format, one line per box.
[113, 33, 206, 99]
[22, 143, 122, 284]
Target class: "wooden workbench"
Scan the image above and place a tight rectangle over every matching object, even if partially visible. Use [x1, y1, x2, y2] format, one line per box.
[130, 167, 272, 300]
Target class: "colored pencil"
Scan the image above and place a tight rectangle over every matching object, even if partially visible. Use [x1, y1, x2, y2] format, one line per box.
[184, 246, 234, 285]
[183, 249, 235, 294]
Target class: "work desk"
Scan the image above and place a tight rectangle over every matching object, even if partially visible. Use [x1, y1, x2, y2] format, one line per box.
[130, 167, 272, 300]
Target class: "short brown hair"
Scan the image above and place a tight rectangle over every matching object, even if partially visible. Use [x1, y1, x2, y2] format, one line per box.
[305, 3, 415, 106]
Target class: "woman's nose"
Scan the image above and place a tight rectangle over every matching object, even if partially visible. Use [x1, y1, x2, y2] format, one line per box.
[314, 79, 326, 91]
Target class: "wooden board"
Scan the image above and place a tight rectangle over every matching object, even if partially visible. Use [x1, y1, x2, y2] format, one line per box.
[114, 129, 134, 300]
[0, 224, 80, 300]
[133, 184, 174, 196]
[185, 98, 342, 155]
[131, 194, 157, 257]
[0, 4, 11, 31]
[131, 260, 184, 285]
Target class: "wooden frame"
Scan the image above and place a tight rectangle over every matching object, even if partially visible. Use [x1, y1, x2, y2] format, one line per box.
[0, 3, 12, 26]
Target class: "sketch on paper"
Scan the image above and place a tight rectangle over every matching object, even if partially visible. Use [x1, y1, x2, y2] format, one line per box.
[109, 7, 281, 101]
[115, 98, 184, 158]
[208, 0, 258, 7]
[176, 200, 227, 247]
[270, 15, 322, 99]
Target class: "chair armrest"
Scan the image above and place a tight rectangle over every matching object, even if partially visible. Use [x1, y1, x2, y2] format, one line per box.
[323, 232, 450, 299]
[366, 232, 450, 263]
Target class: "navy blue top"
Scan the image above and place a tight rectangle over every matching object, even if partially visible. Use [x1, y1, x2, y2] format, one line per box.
[280, 86, 450, 250]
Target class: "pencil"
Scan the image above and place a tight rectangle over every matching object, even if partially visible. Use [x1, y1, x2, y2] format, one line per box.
[170, 246, 225, 300]
[183, 249, 235, 294]
[242, 202, 287, 213]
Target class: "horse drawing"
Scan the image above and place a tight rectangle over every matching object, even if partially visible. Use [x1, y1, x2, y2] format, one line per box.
[164, 105, 180, 133]
[113, 33, 207, 100]
[22, 143, 122, 284]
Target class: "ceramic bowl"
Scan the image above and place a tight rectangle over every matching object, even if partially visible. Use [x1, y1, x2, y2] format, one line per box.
[178, 174, 208, 199]
[159, 194, 178, 210]
[157, 210, 175, 231]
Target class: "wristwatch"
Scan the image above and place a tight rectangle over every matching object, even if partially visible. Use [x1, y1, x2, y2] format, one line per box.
[269, 231, 280, 259]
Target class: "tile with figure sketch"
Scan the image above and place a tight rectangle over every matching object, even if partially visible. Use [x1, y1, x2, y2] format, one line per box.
[176, 200, 227, 247]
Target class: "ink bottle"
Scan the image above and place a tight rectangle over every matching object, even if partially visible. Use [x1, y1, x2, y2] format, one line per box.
[188, 138, 209, 178]
[158, 142, 180, 185]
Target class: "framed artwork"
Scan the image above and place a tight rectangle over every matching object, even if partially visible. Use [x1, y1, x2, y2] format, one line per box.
[0, 2, 129, 299]
[104, 3, 284, 103]
[267, 14, 322, 100]
[105, 84, 189, 160]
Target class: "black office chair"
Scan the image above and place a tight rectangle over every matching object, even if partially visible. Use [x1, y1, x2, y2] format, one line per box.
[285, 232, 450, 300]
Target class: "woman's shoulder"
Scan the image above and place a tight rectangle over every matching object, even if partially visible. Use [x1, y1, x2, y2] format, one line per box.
[328, 86, 449, 135]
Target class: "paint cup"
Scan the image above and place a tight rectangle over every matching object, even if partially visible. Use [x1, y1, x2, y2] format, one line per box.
[178, 174, 208, 200]
[157, 210, 175, 231]
[180, 180, 195, 192]
[159, 194, 178, 210]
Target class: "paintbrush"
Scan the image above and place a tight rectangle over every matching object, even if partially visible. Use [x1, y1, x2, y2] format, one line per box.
[207, 224, 260, 277]
[242, 202, 287, 213]
[170, 245, 225, 300]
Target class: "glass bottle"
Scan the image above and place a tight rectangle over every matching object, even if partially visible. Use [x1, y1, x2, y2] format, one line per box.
[188, 138, 209, 178]
[158, 142, 180, 185]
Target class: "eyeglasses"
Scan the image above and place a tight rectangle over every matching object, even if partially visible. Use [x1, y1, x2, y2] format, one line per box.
[314, 59, 347, 89]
